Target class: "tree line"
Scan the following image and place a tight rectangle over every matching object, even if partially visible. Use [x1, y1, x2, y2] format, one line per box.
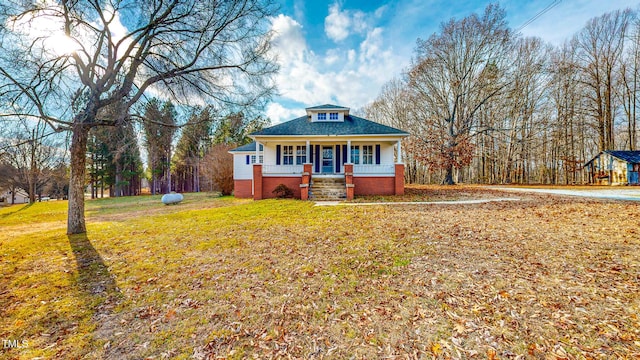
[0, 100, 265, 204]
[363, 4, 639, 185]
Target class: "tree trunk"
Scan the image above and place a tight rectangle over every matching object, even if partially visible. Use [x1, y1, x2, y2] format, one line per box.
[67, 125, 89, 234]
[443, 163, 455, 185]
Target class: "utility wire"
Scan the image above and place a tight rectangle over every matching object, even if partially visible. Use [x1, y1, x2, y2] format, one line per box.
[514, 0, 562, 33]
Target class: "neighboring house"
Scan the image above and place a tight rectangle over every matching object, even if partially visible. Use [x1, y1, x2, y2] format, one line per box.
[584, 150, 640, 185]
[230, 104, 409, 200]
[0, 188, 30, 205]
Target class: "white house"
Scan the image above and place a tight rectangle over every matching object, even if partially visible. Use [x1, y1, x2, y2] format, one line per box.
[0, 188, 30, 205]
[230, 104, 409, 200]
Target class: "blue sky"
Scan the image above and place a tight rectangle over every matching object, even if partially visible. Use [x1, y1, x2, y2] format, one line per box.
[265, 0, 637, 123]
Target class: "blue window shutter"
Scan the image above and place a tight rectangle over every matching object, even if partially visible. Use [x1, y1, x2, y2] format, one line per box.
[309, 144, 313, 166]
[245, 155, 250, 165]
[335, 145, 341, 173]
[315, 145, 320, 173]
[276, 145, 281, 165]
[342, 145, 347, 163]
[375, 144, 381, 165]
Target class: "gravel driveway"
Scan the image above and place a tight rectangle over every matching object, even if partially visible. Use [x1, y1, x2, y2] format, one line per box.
[493, 187, 640, 201]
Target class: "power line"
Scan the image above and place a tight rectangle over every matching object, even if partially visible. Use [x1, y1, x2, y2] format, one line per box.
[514, 0, 562, 33]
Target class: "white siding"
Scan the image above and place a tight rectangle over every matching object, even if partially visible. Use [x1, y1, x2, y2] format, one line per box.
[233, 153, 253, 180]
[311, 111, 345, 122]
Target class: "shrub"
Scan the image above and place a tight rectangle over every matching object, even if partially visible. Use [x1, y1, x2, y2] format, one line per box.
[272, 184, 293, 198]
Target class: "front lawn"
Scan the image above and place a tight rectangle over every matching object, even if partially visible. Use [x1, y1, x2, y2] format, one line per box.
[1, 190, 638, 358]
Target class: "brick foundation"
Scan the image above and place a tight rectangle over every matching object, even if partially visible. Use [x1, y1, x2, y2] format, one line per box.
[353, 177, 395, 196]
[262, 177, 303, 199]
[233, 180, 253, 198]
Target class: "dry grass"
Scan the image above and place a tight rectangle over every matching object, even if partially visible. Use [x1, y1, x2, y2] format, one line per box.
[0, 189, 639, 359]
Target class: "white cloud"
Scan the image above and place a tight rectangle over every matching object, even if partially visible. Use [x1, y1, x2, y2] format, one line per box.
[324, 2, 374, 43]
[266, 103, 300, 124]
[359, 27, 384, 62]
[324, 3, 351, 42]
[347, 49, 356, 64]
[324, 49, 340, 66]
[268, 14, 406, 123]
[270, 14, 307, 65]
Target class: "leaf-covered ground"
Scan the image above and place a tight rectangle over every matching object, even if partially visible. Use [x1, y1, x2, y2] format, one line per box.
[1, 187, 639, 359]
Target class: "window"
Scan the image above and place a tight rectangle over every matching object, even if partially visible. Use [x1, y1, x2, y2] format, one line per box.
[362, 145, 373, 164]
[329, 112, 339, 120]
[283, 145, 294, 165]
[350, 145, 360, 164]
[317, 113, 327, 120]
[250, 155, 263, 164]
[296, 145, 307, 164]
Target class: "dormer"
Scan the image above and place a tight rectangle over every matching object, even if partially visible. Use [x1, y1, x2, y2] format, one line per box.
[306, 104, 350, 122]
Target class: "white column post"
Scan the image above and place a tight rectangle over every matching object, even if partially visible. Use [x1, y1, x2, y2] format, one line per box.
[306, 140, 310, 163]
[255, 141, 260, 162]
[347, 140, 351, 163]
[396, 140, 402, 163]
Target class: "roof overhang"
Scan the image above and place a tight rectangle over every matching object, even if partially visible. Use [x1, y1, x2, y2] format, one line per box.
[250, 133, 409, 144]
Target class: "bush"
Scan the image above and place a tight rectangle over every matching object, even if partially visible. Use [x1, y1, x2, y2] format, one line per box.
[272, 184, 294, 198]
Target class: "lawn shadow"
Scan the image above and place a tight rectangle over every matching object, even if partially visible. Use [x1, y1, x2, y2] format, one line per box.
[68, 233, 121, 305]
[0, 203, 34, 219]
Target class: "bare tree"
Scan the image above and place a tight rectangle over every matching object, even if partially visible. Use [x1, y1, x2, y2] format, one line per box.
[407, 4, 512, 185]
[2, 119, 63, 202]
[201, 143, 234, 195]
[574, 9, 633, 151]
[619, 14, 640, 150]
[0, 0, 277, 233]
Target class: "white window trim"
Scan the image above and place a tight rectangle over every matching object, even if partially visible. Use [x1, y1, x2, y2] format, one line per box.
[282, 145, 294, 165]
[350, 145, 360, 164]
[295, 145, 307, 165]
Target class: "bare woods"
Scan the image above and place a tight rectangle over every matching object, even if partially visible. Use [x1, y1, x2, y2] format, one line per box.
[364, 5, 638, 185]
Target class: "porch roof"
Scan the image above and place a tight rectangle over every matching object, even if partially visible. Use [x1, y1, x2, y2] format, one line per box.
[228, 142, 257, 152]
[250, 115, 409, 137]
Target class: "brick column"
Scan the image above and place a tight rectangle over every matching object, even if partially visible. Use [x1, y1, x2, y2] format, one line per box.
[300, 163, 312, 200]
[344, 163, 354, 200]
[394, 163, 405, 196]
[253, 164, 263, 200]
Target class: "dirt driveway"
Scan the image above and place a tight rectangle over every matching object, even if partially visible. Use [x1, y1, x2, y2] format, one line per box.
[493, 186, 640, 201]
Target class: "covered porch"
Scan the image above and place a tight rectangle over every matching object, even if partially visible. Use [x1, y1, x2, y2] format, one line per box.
[255, 139, 404, 177]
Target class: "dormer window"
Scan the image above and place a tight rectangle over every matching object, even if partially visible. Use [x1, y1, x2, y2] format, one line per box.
[329, 112, 339, 120]
[318, 113, 327, 120]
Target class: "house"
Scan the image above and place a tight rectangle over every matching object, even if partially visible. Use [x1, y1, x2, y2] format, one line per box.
[584, 150, 640, 185]
[0, 188, 30, 205]
[230, 104, 409, 200]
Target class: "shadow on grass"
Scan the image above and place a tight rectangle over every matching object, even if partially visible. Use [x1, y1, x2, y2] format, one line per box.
[0, 202, 34, 219]
[68, 233, 121, 305]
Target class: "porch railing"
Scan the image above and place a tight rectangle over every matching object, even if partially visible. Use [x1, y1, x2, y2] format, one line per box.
[263, 164, 303, 175]
[353, 164, 395, 175]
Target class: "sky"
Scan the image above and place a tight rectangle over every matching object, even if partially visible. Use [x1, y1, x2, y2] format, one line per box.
[266, 0, 638, 123]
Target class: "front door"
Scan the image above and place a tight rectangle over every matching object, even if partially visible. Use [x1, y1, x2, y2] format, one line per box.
[322, 146, 333, 173]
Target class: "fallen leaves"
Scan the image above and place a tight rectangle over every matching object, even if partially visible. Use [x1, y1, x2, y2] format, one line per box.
[2, 188, 640, 358]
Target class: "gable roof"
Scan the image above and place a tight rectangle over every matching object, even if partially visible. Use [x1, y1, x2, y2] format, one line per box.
[585, 150, 640, 165]
[250, 114, 409, 137]
[306, 104, 350, 111]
